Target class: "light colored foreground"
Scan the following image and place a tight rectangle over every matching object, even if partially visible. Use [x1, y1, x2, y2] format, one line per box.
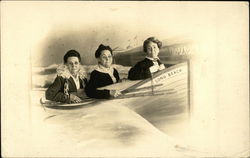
[28, 90, 209, 157]
[26, 62, 200, 157]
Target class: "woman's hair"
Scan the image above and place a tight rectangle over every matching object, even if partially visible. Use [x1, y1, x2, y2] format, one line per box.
[63, 49, 81, 64]
[95, 44, 113, 58]
[143, 37, 162, 53]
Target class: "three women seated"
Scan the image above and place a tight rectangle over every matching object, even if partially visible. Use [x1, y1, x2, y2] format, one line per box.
[46, 37, 165, 103]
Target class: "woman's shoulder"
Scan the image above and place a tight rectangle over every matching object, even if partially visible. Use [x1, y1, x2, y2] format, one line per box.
[90, 69, 99, 75]
[113, 68, 120, 78]
[113, 67, 119, 72]
[53, 75, 65, 81]
[89, 69, 105, 78]
[134, 58, 152, 67]
[56, 64, 71, 79]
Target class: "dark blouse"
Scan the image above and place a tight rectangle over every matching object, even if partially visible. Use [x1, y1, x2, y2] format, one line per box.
[85, 69, 120, 99]
[45, 76, 87, 103]
[128, 58, 164, 80]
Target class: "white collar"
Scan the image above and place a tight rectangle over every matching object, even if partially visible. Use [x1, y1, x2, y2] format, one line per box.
[95, 64, 114, 74]
[70, 74, 80, 90]
[146, 56, 159, 61]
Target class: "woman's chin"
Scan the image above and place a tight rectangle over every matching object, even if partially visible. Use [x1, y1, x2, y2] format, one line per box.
[102, 64, 112, 68]
[152, 53, 158, 57]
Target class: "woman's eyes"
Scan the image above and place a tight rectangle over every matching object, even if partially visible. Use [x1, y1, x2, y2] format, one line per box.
[101, 55, 112, 59]
[148, 46, 157, 50]
[69, 62, 79, 65]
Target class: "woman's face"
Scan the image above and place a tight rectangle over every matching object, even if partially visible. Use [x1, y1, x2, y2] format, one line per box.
[146, 41, 159, 59]
[98, 50, 113, 68]
[66, 57, 80, 75]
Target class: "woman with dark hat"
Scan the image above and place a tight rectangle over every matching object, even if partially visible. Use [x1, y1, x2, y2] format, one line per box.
[45, 49, 88, 103]
[85, 44, 121, 99]
[128, 37, 165, 80]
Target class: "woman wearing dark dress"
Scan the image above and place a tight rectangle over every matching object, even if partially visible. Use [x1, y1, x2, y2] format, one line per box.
[128, 37, 165, 80]
[85, 44, 121, 99]
[45, 50, 88, 103]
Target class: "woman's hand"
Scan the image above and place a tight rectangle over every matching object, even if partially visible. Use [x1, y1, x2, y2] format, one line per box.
[110, 90, 121, 98]
[149, 65, 160, 73]
[159, 64, 165, 70]
[76, 89, 88, 99]
[69, 93, 82, 103]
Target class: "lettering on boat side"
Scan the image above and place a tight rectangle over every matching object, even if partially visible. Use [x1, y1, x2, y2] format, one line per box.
[154, 68, 182, 84]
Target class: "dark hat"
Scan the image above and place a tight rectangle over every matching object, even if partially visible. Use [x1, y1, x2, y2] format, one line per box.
[95, 44, 113, 58]
[64, 49, 81, 63]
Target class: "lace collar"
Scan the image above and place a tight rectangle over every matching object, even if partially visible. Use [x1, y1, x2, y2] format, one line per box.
[56, 64, 87, 79]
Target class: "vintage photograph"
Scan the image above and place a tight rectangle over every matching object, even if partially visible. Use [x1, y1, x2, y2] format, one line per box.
[2, 1, 249, 157]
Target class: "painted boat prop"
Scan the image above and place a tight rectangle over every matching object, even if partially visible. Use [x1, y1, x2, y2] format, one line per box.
[40, 62, 188, 108]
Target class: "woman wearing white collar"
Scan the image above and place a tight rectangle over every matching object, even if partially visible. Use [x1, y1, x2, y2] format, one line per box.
[128, 37, 165, 80]
[46, 50, 88, 103]
[85, 44, 121, 99]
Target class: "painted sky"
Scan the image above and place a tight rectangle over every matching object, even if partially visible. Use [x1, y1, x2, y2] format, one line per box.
[24, 2, 222, 67]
